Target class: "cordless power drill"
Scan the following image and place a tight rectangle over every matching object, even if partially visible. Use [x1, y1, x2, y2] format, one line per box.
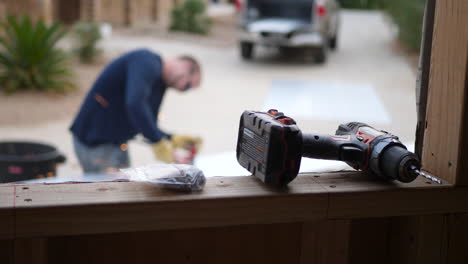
[236, 110, 422, 186]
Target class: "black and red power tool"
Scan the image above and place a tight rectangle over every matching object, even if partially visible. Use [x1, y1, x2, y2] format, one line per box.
[236, 110, 422, 186]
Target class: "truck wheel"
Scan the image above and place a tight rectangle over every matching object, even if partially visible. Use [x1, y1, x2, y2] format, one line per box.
[240, 42, 254, 60]
[315, 45, 328, 64]
[329, 35, 338, 50]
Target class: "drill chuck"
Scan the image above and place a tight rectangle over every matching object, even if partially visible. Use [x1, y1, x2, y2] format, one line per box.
[379, 145, 420, 183]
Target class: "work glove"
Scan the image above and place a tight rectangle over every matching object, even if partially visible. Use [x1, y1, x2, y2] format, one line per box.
[151, 135, 203, 164]
[171, 135, 203, 150]
[151, 138, 175, 163]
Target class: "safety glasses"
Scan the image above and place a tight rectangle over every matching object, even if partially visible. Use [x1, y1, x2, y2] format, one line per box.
[183, 64, 197, 91]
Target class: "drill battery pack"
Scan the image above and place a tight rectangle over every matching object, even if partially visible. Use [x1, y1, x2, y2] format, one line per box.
[236, 110, 302, 186]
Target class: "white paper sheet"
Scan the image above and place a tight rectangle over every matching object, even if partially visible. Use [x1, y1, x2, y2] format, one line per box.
[264, 80, 392, 125]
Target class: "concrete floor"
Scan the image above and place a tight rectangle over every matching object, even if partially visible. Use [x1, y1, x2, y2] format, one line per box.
[0, 10, 418, 178]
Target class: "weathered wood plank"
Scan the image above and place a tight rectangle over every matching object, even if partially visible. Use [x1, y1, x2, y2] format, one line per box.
[46, 223, 303, 264]
[348, 215, 447, 264]
[415, 0, 436, 159]
[13, 238, 48, 264]
[456, 53, 468, 185]
[12, 174, 324, 208]
[12, 173, 468, 238]
[349, 218, 391, 264]
[0, 185, 15, 240]
[422, 0, 468, 185]
[328, 186, 468, 219]
[446, 213, 468, 264]
[14, 176, 328, 237]
[311, 172, 468, 219]
[388, 215, 447, 264]
[300, 220, 350, 264]
[0, 240, 13, 264]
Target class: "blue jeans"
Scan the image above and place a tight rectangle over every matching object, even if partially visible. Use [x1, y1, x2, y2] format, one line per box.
[73, 136, 130, 173]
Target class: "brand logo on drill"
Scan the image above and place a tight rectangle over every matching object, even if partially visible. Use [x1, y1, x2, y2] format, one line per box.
[243, 128, 255, 139]
[8, 166, 23, 175]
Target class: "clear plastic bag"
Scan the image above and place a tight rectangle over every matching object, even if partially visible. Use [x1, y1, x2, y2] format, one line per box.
[121, 164, 206, 192]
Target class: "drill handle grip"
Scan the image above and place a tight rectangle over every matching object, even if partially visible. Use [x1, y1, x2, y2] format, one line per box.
[302, 134, 344, 160]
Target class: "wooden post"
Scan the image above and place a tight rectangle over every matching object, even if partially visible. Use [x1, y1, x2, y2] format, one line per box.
[124, 0, 131, 26]
[80, 0, 98, 22]
[0, 186, 14, 240]
[13, 238, 48, 264]
[93, 0, 102, 22]
[157, 0, 173, 29]
[126, 0, 154, 27]
[1, 186, 15, 264]
[388, 215, 447, 264]
[457, 55, 468, 184]
[152, 0, 158, 22]
[38, 0, 53, 23]
[82, 0, 103, 22]
[348, 218, 391, 264]
[0, 1, 5, 17]
[348, 216, 448, 264]
[415, 0, 436, 159]
[421, 0, 468, 185]
[300, 220, 350, 264]
[0, 240, 13, 264]
[446, 213, 468, 264]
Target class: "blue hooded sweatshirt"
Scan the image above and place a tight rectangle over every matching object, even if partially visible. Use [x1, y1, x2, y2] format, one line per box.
[70, 49, 170, 146]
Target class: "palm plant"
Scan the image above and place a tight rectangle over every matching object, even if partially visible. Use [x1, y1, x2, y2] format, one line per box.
[0, 15, 74, 94]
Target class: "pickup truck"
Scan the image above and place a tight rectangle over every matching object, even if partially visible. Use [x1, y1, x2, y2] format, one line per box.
[237, 0, 340, 63]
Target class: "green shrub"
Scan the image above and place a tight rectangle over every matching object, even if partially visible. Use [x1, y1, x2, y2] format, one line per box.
[381, 0, 426, 51]
[340, 0, 384, 10]
[72, 22, 102, 63]
[340, 0, 425, 52]
[170, 0, 211, 35]
[0, 16, 74, 94]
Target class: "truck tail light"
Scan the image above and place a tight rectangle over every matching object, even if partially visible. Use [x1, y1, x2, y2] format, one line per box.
[317, 4, 326, 17]
[235, 0, 244, 12]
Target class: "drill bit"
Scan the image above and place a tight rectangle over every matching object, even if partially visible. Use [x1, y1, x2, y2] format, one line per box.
[410, 165, 443, 184]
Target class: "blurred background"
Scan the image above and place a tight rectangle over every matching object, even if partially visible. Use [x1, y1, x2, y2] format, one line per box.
[0, 0, 426, 179]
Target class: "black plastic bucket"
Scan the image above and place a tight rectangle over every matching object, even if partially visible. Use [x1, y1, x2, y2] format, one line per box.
[0, 141, 66, 183]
